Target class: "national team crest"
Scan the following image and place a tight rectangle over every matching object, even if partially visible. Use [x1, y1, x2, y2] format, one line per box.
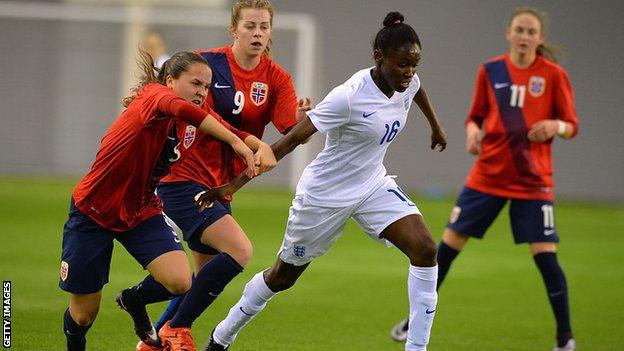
[183, 125, 196, 149]
[60, 261, 69, 281]
[449, 206, 461, 224]
[250, 82, 268, 106]
[528, 76, 546, 97]
[293, 245, 306, 258]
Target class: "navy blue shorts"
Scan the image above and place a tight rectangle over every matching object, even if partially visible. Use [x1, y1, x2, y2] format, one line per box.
[446, 186, 559, 244]
[157, 181, 231, 255]
[59, 199, 184, 294]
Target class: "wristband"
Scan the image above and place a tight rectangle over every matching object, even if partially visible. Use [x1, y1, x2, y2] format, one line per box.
[556, 120, 566, 137]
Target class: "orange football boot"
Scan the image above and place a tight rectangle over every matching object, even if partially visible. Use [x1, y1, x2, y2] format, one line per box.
[158, 321, 196, 351]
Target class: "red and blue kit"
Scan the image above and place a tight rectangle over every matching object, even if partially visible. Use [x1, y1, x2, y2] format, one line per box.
[465, 54, 579, 200]
[162, 45, 298, 195]
[72, 83, 241, 232]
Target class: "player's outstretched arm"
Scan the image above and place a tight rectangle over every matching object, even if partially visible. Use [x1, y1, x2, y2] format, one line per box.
[240, 135, 277, 174]
[164, 97, 256, 178]
[195, 111, 318, 211]
[414, 86, 447, 151]
[197, 114, 256, 178]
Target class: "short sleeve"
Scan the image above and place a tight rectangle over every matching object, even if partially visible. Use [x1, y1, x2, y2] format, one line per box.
[268, 70, 298, 134]
[553, 68, 579, 137]
[465, 65, 489, 127]
[306, 85, 350, 134]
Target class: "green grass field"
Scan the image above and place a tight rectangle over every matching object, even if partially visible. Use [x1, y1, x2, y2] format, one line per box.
[1, 176, 623, 350]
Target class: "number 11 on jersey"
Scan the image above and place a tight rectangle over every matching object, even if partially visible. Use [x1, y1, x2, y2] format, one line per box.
[510, 84, 525, 108]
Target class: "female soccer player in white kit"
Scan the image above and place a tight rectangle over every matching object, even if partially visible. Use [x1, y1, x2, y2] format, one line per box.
[201, 11, 447, 351]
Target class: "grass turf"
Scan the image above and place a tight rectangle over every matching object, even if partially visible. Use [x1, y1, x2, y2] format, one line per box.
[0, 176, 622, 350]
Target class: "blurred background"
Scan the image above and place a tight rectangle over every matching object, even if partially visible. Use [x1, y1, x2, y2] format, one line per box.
[1, 2, 623, 350]
[1, 0, 623, 203]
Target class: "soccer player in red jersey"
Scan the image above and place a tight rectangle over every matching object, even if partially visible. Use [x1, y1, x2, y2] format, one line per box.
[124, 1, 307, 351]
[59, 50, 275, 351]
[390, 8, 578, 351]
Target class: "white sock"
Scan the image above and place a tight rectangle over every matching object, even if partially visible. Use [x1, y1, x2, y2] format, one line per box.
[213, 271, 276, 346]
[405, 265, 438, 351]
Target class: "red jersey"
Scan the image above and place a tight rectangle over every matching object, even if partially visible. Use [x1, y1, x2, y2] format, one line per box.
[465, 54, 579, 200]
[72, 83, 239, 232]
[162, 45, 298, 199]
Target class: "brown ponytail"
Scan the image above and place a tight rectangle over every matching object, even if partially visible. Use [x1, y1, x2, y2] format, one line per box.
[122, 48, 159, 107]
[122, 51, 209, 107]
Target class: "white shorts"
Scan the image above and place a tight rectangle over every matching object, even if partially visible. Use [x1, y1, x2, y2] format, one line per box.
[278, 176, 422, 266]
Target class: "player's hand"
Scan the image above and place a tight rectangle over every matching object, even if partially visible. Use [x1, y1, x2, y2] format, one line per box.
[466, 121, 482, 155]
[254, 141, 277, 174]
[296, 97, 312, 122]
[194, 185, 232, 212]
[528, 120, 557, 143]
[431, 125, 447, 152]
[231, 140, 257, 178]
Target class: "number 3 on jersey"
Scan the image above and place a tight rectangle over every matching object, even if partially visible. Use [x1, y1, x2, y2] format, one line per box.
[232, 91, 245, 114]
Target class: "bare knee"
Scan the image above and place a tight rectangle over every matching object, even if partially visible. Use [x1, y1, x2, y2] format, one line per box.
[159, 275, 192, 295]
[147, 251, 192, 295]
[408, 235, 437, 266]
[442, 228, 469, 250]
[199, 216, 253, 268]
[71, 307, 99, 326]
[69, 295, 100, 326]
[264, 265, 301, 292]
[226, 241, 253, 268]
[264, 273, 295, 292]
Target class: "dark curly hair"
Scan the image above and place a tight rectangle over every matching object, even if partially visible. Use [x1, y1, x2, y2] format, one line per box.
[373, 11, 421, 54]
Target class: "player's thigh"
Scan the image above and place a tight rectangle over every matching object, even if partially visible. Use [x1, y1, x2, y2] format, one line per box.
[352, 177, 423, 246]
[146, 251, 192, 294]
[446, 186, 507, 238]
[59, 199, 115, 295]
[157, 181, 226, 256]
[352, 177, 435, 263]
[118, 215, 190, 292]
[383, 214, 438, 266]
[509, 199, 559, 244]
[278, 194, 352, 266]
[198, 215, 252, 267]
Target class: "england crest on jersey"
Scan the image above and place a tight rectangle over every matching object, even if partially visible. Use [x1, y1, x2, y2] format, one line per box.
[529, 76, 546, 97]
[250, 82, 268, 106]
[183, 125, 196, 149]
[293, 245, 305, 258]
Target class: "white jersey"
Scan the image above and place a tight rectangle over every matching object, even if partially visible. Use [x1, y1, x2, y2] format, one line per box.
[297, 67, 421, 207]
